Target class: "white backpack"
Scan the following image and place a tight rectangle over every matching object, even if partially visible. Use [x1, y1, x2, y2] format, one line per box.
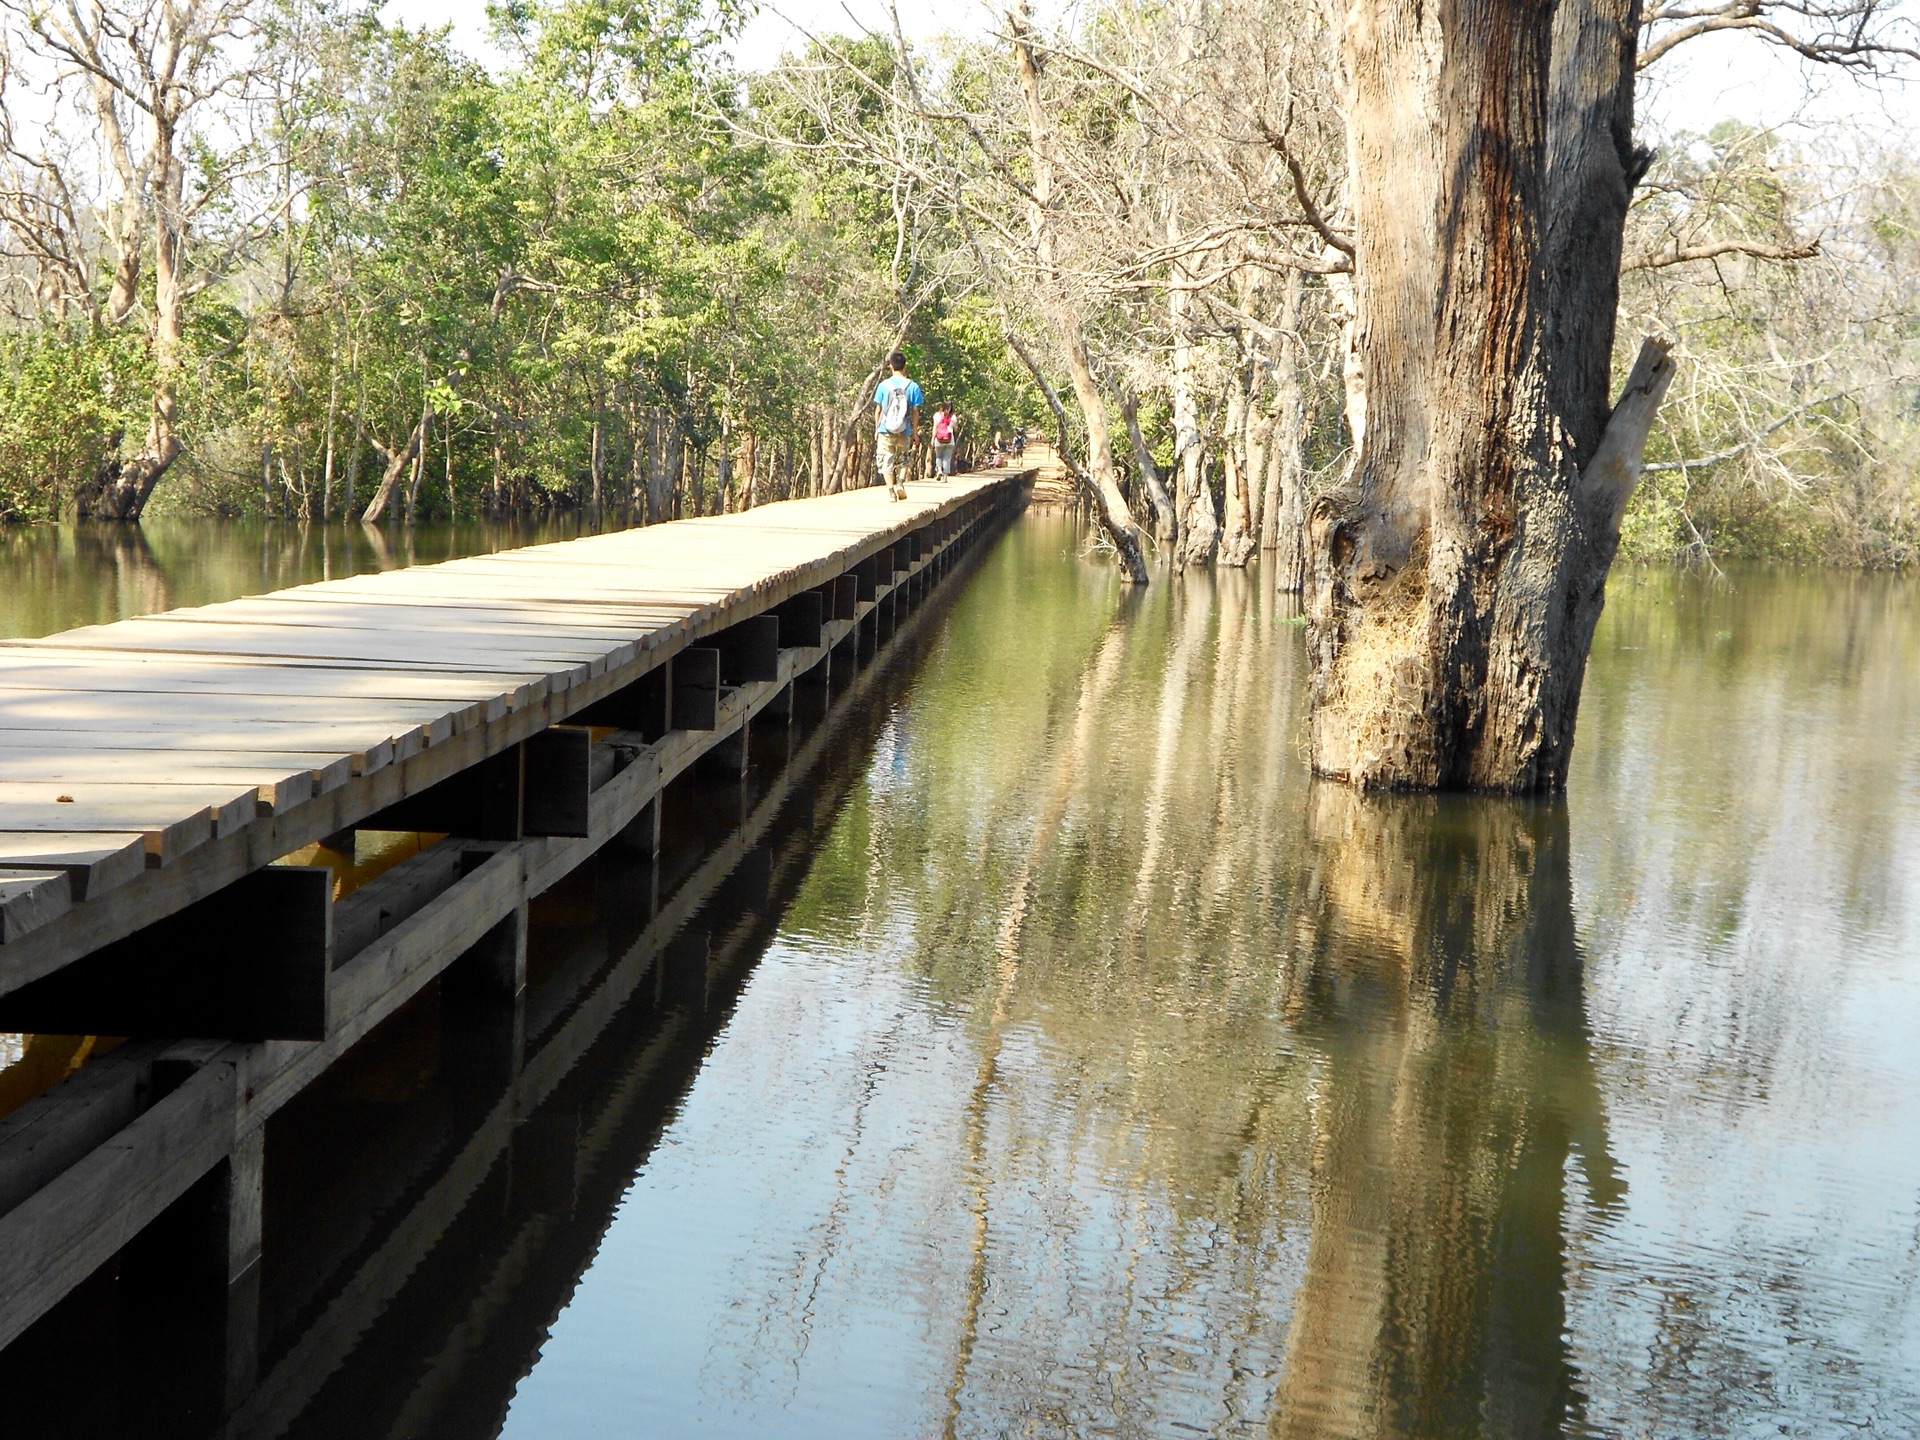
[879, 379, 912, 435]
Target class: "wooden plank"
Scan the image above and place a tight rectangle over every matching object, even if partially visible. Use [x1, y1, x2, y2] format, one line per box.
[0, 866, 332, 1039]
[0, 1040, 163, 1219]
[0, 869, 70, 943]
[0, 752, 352, 811]
[0, 662, 529, 724]
[0, 727, 401, 778]
[34, 624, 615, 678]
[0, 1059, 236, 1352]
[0, 692, 455, 752]
[0, 833, 148, 900]
[0, 781, 262, 863]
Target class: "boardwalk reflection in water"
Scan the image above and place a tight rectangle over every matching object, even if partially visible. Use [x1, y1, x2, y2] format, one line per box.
[3, 513, 1918, 1438]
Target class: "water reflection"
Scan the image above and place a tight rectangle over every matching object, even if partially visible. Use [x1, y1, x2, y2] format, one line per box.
[1, 518, 1917, 1437]
[1276, 789, 1619, 1438]
[0, 514, 636, 640]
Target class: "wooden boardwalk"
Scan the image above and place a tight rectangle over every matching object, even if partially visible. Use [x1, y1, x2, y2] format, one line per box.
[0, 471, 1025, 1358]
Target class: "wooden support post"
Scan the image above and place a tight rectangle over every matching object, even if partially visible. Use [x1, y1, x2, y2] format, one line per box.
[614, 794, 662, 858]
[0, 867, 332, 1040]
[762, 681, 794, 722]
[873, 546, 895, 587]
[715, 615, 781, 684]
[524, 726, 591, 838]
[672, 647, 720, 730]
[701, 717, 751, 777]
[774, 591, 825, 649]
[120, 1048, 263, 1417]
[368, 744, 523, 840]
[451, 852, 528, 999]
[853, 555, 878, 601]
[569, 662, 667, 739]
[831, 574, 858, 620]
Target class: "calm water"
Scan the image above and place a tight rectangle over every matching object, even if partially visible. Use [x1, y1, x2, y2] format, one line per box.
[2, 513, 1917, 1437]
[0, 515, 633, 639]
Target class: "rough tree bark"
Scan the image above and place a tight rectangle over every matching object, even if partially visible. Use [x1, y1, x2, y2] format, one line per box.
[1262, 269, 1309, 592]
[1169, 264, 1218, 568]
[360, 405, 432, 525]
[1219, 351, 1257, 567]
[1304, 0, 1674, 792]
[1120, 388, 1177, 539]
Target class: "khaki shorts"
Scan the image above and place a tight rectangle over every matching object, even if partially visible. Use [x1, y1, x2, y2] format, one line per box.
[876, 432, 912, 486]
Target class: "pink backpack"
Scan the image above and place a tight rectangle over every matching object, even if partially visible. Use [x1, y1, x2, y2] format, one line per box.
[933, 411, 953, 442]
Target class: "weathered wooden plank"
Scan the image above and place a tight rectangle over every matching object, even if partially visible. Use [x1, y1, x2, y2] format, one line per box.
[0, 728, 401, 778]
[0, 833, 148, 900]
[0, 1059, 236, 1352]
[0, 752, 352, 811]
[0, 868, 70, 943]
[0, 782, 263, 865]
[0, 1040, 164, 1219]
[0, 865, 332, 1039]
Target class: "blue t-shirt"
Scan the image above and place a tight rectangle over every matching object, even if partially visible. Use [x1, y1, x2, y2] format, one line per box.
[874, 375, 924, 436]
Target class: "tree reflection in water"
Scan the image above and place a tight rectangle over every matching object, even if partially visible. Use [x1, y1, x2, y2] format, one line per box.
[8, 515, 1914, 1439]
[1275, 788, 1621, 1439]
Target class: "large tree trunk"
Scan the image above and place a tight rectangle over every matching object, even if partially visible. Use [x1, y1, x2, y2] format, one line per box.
[1263, 270, 1310, 592]
[1169, 273, 1218, 568]
[360, 408, 432, 525]
[1304, 0, 1673, 792]
[1219, 352, 1256, 567]
[77, 147, 187, 523]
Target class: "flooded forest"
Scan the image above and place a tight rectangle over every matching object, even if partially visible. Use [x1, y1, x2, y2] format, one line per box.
[1, 0, 1918, 1437]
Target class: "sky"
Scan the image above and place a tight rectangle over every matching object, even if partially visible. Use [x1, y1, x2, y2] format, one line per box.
[381, 0, 1920, 137]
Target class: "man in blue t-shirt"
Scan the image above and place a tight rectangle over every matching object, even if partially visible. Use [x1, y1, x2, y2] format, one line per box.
[873, 350, 923, 501]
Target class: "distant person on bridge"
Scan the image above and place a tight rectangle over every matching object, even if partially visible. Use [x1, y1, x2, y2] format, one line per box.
[1012, 426, 1027, 460]
[873, 351, 923, 501]
[931, 404, 956, 477]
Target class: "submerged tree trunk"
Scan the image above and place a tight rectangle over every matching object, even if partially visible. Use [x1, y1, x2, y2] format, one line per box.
[1169, 265, 1218, 568]
[1219, 352, 1257, 567]
[1304, 0, 1673, 792]
[1263, 269, 1309, 592]
[360, 407, 433, 525]
[1120, 389, 1177, 540]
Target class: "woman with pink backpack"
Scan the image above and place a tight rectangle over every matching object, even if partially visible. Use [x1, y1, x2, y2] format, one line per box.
[931, 404, 957, 477]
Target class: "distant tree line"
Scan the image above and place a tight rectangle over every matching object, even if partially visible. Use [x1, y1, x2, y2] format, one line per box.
[0, 0, 1914, 570]
[0, 0, 1037, 525]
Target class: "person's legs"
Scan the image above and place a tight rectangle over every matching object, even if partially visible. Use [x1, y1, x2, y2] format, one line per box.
[879, 434, 910, 499]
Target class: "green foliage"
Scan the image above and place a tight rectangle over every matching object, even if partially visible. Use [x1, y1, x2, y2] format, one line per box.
[0, 328, 152, 522]
[0, 0, 1031, 524]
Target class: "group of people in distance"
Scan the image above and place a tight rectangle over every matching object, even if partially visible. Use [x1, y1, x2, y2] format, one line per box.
[872, 349, 1024, 501]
